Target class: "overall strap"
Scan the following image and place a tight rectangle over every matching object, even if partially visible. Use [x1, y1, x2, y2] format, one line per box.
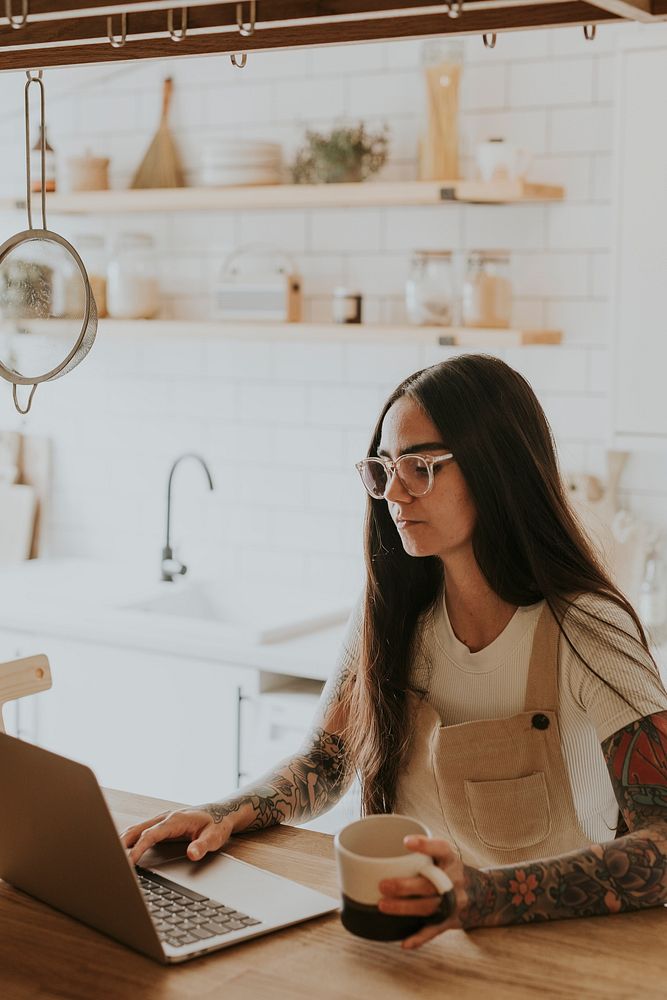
[523, 604, 561, 712]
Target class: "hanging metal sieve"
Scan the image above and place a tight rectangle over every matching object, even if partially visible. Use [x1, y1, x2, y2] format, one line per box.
[0, 71, 97, 415]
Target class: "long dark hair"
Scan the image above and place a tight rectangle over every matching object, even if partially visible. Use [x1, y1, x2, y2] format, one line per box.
[342, 354, 654, 817]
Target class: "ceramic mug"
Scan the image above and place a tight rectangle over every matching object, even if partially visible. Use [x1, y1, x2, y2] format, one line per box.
[334, 814, 455, 941]
[475, 139, 531, 183]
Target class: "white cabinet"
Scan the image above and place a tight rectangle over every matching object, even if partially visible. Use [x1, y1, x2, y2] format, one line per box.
[614, 46, 667, 442]
[0, 621, 353, 829]
[11, 635, 249, 807]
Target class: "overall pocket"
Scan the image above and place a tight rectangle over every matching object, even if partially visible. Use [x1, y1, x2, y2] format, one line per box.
[464, 771, 552, 850]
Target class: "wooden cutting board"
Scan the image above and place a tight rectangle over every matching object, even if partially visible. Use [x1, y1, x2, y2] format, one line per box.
[20, 435, 51, 557]
[0, 483, 37, 563]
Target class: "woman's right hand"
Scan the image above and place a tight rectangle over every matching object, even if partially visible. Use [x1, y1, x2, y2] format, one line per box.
[121, 807, 238, 867]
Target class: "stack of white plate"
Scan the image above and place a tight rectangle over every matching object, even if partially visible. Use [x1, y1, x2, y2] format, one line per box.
[198, 140, 283, 187]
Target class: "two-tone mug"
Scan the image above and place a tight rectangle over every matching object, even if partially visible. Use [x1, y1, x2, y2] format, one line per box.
[334, 814, 455, 941]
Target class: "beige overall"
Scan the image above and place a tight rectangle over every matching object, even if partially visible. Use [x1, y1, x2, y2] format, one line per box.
[395, 605, 595, 867]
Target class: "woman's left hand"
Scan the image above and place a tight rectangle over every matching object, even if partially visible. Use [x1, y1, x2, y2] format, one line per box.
[378, 834, 481, 950]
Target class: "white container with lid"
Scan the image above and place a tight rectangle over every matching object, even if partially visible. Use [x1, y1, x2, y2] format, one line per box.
[405, 250, 454, 326]
[107, 233, 159, 320]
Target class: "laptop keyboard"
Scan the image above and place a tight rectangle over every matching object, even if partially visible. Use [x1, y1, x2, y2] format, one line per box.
[136, 867, 262, 949]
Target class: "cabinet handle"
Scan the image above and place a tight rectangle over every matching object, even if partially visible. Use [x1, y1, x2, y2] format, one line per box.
[235, 687, 243, 787]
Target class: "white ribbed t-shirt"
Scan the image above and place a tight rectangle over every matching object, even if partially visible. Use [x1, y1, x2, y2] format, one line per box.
[338, 593, 667, 844]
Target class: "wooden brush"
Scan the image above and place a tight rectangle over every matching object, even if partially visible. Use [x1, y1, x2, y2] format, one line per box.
[131, 77, 185, 189]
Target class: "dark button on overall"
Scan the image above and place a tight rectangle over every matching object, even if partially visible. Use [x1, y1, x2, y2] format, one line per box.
[531, 713, 550, 730]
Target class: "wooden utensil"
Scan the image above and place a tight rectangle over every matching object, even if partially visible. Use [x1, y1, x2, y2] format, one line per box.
[0, 483, 36, 563]
[131, 77, 185, 189]
[20, 434, 51, 558]
[568, 451, 649, 601]
[0, 655, 51, 734]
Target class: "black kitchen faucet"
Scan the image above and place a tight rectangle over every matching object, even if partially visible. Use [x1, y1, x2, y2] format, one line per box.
[161, 453, 215, 582]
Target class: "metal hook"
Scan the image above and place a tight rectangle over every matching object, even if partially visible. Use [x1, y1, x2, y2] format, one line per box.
[167, 7, 187, 41]
[107, 12, 127, 48]
[6, 0, 28, 29]
[482, 32, 497, 49]
[447, 1, 462, 18]
[236, 0, 255, 37]
[583, 24, 596, 40]
[230, 52, 247, 68]
[13, 384, 37, 416]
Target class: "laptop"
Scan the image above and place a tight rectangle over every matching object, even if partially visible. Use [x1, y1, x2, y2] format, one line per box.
[0, 732, 338, 963]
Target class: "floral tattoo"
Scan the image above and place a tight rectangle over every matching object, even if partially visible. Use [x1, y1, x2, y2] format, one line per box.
[460, 712, 667, 929]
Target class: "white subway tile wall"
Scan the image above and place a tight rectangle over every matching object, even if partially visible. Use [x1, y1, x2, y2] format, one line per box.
[0, 23, 665, 593]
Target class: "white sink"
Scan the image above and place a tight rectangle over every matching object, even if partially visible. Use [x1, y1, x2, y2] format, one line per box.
[124, 580, 350, 644]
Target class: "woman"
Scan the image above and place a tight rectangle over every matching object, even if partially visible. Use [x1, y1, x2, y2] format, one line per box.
[123, 355, 667, 950]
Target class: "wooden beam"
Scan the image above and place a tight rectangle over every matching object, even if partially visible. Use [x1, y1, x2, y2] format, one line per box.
[4, 1, 450, 23]
[0, 1, 448, 47]
[580, 0, 656, 20]
[0, 4, 623, 71]
[0, 1, 606, 46]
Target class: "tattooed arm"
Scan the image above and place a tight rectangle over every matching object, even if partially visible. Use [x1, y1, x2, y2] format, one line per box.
[123, 660, 355, 863]
[460, 711, 667, 929]
[205, 654, 355, 832]
[205, 725, 351, 832]
[379, 711, 667, 948]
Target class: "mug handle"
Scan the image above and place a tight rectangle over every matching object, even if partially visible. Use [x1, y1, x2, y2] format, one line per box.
[419, 863, 457, 924]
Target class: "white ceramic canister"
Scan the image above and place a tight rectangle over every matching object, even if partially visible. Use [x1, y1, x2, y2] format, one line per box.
[475, 139, 531, 183]
[107, 233, 159, 320]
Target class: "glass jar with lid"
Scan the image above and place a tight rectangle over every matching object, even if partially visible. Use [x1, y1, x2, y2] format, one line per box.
[64, 234, 107, 319]
[405, 250, 454, 326]
[461, 250, 512, 329]
[107, 233, 159, 320]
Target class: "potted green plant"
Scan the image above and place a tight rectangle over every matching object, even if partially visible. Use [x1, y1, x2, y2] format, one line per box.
[291, 123, 390, 184]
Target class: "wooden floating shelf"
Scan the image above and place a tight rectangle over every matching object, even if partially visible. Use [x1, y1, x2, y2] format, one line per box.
[5, 319, 562, 348]
[0, 180, 565, 216]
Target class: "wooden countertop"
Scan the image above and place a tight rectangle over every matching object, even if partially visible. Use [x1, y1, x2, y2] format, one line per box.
[1, 788, 667, 999]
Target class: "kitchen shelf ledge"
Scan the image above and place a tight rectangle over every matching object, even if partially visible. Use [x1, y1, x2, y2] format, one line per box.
[7, 319, 562, 347]
[0, 179, 565, 215]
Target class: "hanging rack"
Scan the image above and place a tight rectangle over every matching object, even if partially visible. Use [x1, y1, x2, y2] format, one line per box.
[0, 2, 656, 73]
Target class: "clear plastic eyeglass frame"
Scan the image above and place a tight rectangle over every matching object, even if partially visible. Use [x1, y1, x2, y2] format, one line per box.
[355, 452, 454, 500]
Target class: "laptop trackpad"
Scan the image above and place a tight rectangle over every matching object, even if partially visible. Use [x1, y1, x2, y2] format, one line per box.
[139, 840, 190, 868]
[152, 852, 337, 924]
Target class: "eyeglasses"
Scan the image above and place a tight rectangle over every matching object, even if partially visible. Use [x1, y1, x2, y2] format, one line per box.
[355, 453, 454, 500]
